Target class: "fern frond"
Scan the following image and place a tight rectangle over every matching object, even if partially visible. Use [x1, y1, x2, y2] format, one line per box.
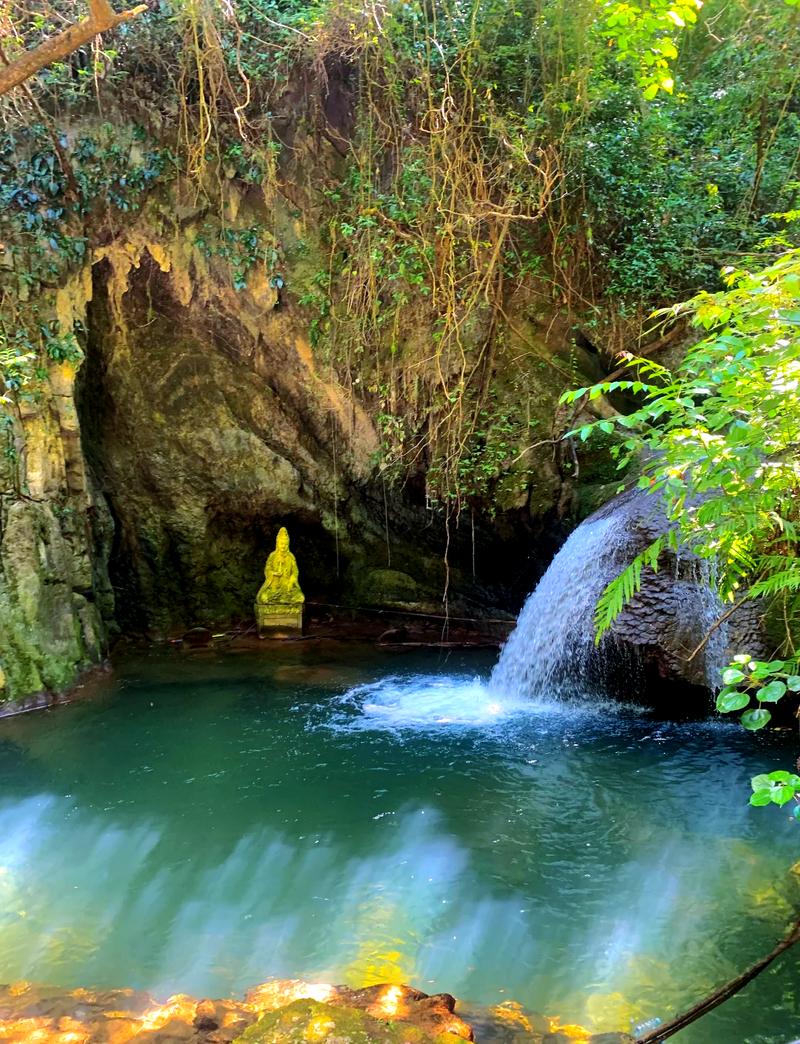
[594, 536, 666, 643]
[750, 565, 800, 598]
[559, 378, 656, 406]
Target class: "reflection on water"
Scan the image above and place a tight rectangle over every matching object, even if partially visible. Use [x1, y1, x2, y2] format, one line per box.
[0, 645, 798, 1042]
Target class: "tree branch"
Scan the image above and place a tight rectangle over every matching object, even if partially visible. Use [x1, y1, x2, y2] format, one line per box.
[603, 323, 684, 384]
[0, 1, 147, 98]
[635, 914, 800, 1043]
[686, 593, 750, 664]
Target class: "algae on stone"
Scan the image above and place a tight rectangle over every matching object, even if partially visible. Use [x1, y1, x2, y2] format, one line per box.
[0, 339, 111, 706]
[234, 999, 458, 1044]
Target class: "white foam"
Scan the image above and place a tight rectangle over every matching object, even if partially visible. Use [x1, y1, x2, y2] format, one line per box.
[327, 674, 633, 733]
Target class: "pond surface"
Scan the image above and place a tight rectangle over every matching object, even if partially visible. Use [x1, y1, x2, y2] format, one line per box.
[0, 643, 798, 1042]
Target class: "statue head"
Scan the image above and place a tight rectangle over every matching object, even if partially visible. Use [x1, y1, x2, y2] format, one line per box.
[276, 526, 290, 552]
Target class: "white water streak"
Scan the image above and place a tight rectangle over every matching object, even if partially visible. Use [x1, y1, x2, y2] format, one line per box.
[490, 507, 637, 698]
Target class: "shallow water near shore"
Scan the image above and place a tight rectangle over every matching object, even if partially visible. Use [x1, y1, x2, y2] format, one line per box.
[0, 644, 798, 1041]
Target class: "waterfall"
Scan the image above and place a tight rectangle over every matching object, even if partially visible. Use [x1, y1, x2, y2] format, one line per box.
[490, 498, 641, 698]
[490, 491, 734, 700]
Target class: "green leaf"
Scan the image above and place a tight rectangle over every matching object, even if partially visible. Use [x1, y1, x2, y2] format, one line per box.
[752, 660, 785, 679]
[770, 784, 797, 806]
[722, 667, 745, 685]
[741, 708, 772, 731]
[751, 774, 773, 791]
[716, 690, 749, 713]
[757, 681, 787, 703]
[766, 770, 797, 784]
[787, 676, 800, 692]
[750, 790, 773, 806]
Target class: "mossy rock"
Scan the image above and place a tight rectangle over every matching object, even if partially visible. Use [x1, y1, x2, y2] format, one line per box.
[351, 568, 420, 608]
[234, 999, 457, 1043]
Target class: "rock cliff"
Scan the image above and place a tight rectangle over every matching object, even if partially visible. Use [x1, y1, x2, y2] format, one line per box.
[0, 168, 610, 705]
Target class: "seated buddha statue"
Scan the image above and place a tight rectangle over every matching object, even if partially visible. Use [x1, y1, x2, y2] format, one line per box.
[255, 527, 304, 636]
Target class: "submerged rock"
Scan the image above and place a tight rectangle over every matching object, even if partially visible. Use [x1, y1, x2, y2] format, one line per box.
[542, 1033, 634, 1044]
[236, 997, 469, 1043]
[194, 997, 220, 1030]
[242, 983, 472, 1042]
[0, 978, 473, 1043]
[182, 626, 214, 647]
[588, 1034, 635, 1043]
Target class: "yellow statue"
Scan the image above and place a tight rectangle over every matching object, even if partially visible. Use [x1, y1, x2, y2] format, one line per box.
[255, 527, 305, 636]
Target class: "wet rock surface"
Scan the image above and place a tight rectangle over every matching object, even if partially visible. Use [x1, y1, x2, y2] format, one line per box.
[605, 491, 768, 697]
[0, 979, 473, 1043]
[495, 486, 769, 703]
[0, 979, 640, 1043]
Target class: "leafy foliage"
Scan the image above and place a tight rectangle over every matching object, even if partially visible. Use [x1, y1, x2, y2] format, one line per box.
[716, 655, 800, 730]
[195, 223, 280, 291]
[562, 248, 800, 642]
[600, 0, 702, 98]
[563, 244, 800, 812]
[3, 0, 800, 513]
[750, 770, 800, 816]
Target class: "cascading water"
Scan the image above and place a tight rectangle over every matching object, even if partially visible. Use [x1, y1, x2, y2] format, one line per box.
[490, 489, 735, 700]
[340, 491, 737, 730]
[490, 496, 642, 699]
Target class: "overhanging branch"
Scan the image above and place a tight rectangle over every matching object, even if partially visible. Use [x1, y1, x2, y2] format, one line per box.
[635, 914, 800, 1043]
[0, 0, 147, 97]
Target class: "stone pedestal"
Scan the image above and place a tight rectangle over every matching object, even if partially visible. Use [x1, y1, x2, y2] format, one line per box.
[255, 601, 303, 637]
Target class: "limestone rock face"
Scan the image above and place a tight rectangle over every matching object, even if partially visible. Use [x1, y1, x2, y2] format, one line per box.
[0, 166, 605, 704]
[0, 348, 113, 707]
[73, 221, 579, 639]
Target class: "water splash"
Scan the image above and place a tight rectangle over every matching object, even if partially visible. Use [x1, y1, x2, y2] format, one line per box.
[490, 489, 735, 698]
[330, 673, 634, 732]
[333, 675, 548, 731]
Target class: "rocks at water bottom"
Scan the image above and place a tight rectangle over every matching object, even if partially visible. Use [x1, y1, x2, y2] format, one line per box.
[542, 1034, 634, 1044]
[241, 984, 472, 1043]
[0, 979, 473, 1043]
[239, 997, 466, 1043]
[0, 979, 637, 1043]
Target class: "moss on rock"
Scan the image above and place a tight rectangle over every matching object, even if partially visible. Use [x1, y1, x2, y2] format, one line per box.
[234, 999, 458, 1044]
[0, 496, 107, 705]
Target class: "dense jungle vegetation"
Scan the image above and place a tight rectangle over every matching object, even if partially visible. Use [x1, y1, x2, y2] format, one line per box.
[2, 0, 799, 507]
[2, 0, 800, 785]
